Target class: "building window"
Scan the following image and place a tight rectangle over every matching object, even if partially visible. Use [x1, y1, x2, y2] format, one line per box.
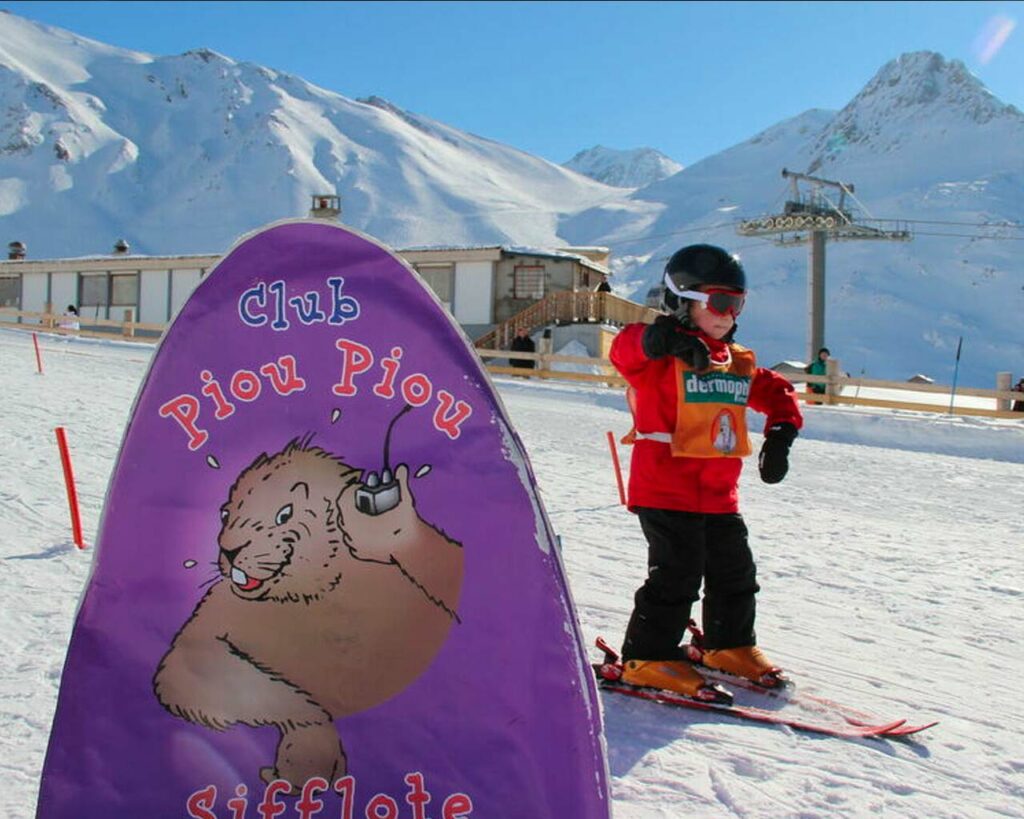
[79, 272, 140, 308]
[111, 273, 139, 306]
[0, 275, 20, 307]
[414, 264, 454, 306]
[514, 265, 545, 299]
[80, 274, 108, 307]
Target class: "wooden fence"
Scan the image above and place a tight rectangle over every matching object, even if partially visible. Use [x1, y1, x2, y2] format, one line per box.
[0, 307, 165, 342]
[5, 307, 1020, 420]
[4, 292, 658, 350]
[477, 349, 1024, 420]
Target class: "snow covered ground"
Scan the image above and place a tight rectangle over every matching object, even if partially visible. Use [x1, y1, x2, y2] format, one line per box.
[2, 327, 1023, 818]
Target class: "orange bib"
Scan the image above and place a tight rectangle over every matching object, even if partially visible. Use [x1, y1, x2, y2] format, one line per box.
[670, 346, 756, 458]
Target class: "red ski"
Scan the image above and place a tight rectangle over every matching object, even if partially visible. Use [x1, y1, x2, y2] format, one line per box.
[676, 624, 939, 737]
[594, 636, 936, 739]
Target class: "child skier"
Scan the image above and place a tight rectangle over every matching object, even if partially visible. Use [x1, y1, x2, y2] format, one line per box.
[610, 244, 803, 700]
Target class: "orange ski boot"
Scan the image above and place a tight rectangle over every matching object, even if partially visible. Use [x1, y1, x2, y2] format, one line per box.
[701, 646, 787, 688]
[620, 659, 731, 703]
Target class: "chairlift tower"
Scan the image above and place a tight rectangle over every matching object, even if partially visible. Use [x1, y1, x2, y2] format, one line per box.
[737, 169, 911, 363]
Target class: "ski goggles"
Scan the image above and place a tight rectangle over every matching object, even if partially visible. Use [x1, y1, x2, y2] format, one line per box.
[663, 272, 745, 317]
[664, 273, 746, 317]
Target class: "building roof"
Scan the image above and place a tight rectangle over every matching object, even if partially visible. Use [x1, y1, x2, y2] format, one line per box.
[501, 246, 610, 274]
[1, 243, 611, 276]
[0, 252, 221, 273]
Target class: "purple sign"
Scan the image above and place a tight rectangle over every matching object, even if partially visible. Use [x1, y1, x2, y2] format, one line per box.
[37, 221, 610, 818]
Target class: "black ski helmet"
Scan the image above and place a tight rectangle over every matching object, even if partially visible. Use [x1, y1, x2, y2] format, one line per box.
[661, 244, 746, 316]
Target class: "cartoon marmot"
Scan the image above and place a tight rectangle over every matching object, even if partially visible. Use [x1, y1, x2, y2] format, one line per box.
[153, 438, 464, 789]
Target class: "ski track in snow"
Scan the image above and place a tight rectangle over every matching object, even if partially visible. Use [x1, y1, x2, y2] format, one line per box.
[1, 329, 1023, 818]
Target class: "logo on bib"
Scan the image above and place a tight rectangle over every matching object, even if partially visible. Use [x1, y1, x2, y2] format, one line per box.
[684, 372, 751, 405]
[710, 409, 740, 453]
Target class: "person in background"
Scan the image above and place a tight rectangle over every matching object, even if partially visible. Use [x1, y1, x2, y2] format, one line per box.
[1012, 378, 1024, 412]
[509, 327, 536, 370]
[59, 304, 80, 331]
[610, 244, 803, 702]
[805, 347, 830, 399]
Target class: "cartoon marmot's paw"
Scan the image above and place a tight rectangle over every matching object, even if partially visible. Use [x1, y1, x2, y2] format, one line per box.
[340, 464, 422, 563]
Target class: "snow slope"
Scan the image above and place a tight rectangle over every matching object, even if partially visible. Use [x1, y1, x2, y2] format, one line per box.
[2, 327, 1022, 817]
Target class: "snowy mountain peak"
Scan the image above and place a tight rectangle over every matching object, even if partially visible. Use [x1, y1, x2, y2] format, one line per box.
[807, 51, 1024, 174]
[563, 145, 682, 188]
[855, 51, 1018, 123]
[180, 47, 232, 65]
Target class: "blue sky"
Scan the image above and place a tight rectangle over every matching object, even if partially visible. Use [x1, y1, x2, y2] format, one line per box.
[4, 1, 1023, 167]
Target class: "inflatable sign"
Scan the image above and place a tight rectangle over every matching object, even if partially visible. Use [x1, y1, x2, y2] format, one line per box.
[37, 220, 610, 818]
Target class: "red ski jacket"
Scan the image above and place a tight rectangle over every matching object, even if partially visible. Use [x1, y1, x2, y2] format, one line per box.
[610, 323, 803, 514]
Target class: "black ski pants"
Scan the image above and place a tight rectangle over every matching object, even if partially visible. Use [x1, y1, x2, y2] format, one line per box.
[621, 507, 760, 660]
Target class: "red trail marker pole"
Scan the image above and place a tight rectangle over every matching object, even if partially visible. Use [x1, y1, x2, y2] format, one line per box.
[55, 427, 86, 549]
[606, 430, 626, 506]
[32, 332, 43, 374]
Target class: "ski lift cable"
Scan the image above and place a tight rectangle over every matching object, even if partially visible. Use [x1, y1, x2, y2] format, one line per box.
[909, 230, 1024, 241]
[877, 217, 1024, 230]
[611, 217, 1024, 249]
[592, 211, 1024, 255]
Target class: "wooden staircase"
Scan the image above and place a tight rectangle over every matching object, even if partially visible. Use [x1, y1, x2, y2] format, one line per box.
[474, 291, 658, 350]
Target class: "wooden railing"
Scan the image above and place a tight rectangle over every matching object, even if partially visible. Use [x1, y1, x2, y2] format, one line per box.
[0, 308, 167, 341]
[4, 292, 659, 350]
[7, 306, 1021, 420]
[800, 372, 1022, 418]
[4, 292, 659, 351]
[477, 350, 1024, 420]
[474, 291, 658, 350]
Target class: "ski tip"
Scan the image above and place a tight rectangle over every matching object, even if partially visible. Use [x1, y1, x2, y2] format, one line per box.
[883, 720, 939, 737]
[856, 719, 911, 737]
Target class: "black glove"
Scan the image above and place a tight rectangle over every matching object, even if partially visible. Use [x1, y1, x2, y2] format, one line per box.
[758, 422, 798, 484]
[642, 316, 710, 370]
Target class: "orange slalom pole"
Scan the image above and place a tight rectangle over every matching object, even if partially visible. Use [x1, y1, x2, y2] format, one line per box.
[33, 332, 43, 374]
[606, 431, 626, 506]
[55, 427, 86, 549]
